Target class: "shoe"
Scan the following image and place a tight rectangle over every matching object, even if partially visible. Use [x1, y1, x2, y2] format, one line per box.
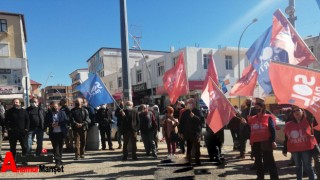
[21, 162, 28, 165]
[152, 154, 157, 158]
[109, 148, 115, 151]
[122, 156, 127, 161]
[132, 157, 138, 161]
[102, 147, 106, 150]
[80, 155, 85, 159]
[118, 145, 122, 149]
[74, 157, 79, 160]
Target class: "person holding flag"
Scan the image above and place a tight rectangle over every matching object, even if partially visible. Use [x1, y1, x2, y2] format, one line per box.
[178, 98, 204, 166]
[283, 106, 317, 180]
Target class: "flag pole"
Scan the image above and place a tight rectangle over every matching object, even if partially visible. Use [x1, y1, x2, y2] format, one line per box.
[95, 73, 122, 109]
[208, 76, 238, 113]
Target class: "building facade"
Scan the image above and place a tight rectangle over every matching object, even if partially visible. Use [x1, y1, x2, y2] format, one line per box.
[30, 80, 42, 98]
[304, 35, 320, 69]
[87, 47, 170, 100]
[43, 86, 72, 108]
[69, 68, 88, 100]
[130, 46, 252, 110]
[0, 12, 30, 106]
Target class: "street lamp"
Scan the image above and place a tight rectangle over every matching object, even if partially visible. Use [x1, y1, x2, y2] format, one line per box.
[43, 72, 54, 106]
[237, 18, 258, 108]
[129, 33, 154, 104]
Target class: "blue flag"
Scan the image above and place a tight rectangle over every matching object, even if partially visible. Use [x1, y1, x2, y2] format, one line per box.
[317, 0, 320, 9]
[76, 74, 114, 108]
[246, 26, 274, 94]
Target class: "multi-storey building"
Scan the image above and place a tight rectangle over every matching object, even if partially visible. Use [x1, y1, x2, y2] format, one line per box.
[130, 46, 252, 110]
[69, 68, 88, 100]
[0, 12, 30, 106]
[87, 47, 170, 100]
[30, 80, 42, 98]
[304, 35, 320, 70]
[43, 86, 72, 108]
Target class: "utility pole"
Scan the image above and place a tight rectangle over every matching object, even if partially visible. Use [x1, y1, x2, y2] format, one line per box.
[286, 0, 296, 27]
[120, 0, 132, 102]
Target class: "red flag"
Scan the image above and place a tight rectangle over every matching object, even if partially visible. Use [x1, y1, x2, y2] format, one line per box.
[163, 52, 189, 104]
[229, 64, 258, 96]
[272, 9, 316, 66]
[201, 78, 237, 133]
[203, 53, 219, 90]
[269, 61, 320, 130]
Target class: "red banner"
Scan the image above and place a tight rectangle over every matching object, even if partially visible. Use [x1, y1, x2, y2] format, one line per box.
[272, 9, 316, 66]
[229, 64, 258, 97]
[163, 52, 189, 104]
[269, 61, 320, 130]
[203, 53, 219, 91]
[202, 78, 237, 133]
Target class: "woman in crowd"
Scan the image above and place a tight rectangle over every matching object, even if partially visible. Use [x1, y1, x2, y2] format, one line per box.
[162, 106, 179, 158]
[244, 102, 279, 180]
[283, 106, 316, 180]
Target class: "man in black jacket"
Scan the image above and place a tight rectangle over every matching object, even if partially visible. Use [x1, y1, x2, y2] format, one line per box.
[26, 97, 45, 156]
[96, 104, 114, 150]
[70, 98, 91, 160]
[120, 101, 140, 161]
[5, 98, 29, 159]
[115, 101, 124, 149]
[179, 98, 204, 166]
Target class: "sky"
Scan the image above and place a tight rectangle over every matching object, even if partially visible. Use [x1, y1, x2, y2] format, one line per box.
[1, 0, 320, 87]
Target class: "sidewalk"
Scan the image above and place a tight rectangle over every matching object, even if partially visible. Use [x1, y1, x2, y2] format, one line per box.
[0, 131, 298, 179]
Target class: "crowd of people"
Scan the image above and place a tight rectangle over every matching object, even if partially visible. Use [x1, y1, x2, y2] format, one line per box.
[0, 97, 319, 180]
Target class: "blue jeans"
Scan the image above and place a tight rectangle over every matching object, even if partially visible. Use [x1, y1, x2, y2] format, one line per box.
[292, 150, 316, 180]
[27, 128, 44, 156]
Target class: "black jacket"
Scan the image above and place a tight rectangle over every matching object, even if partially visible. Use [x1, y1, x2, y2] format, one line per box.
[5, 107, 30, 134]
[179, 108, 204, 139]
[96, 108, 113, 130]
[26, 106, 45, 130]
[45, 110, 68, 137]
[121, 108, 140, 133]
[70, 107, 91, 130]
[139, 111, 157, 133]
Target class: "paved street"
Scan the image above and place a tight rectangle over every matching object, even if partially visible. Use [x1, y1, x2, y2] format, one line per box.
[0, 131, 301, 179]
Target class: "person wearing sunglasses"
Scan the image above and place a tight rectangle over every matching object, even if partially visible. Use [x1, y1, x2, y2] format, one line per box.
[283, 106, 316, 180]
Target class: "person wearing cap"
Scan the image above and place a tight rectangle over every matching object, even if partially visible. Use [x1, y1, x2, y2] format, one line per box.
[245, 102, 279, 180]
[283, 106, 316, 180]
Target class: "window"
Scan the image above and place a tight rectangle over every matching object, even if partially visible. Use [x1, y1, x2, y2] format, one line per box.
[0, 19, 7, 32]
[157, 62, 164, 76]
[118, 77, 122, 88]
[109, 81, 113, 89]
[173, 56, 179, 66]
[203, 54, 210, 69]
[0, 43, 9, 56]
[225, 55, 233, 70]
[136, 70, 142, 82]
